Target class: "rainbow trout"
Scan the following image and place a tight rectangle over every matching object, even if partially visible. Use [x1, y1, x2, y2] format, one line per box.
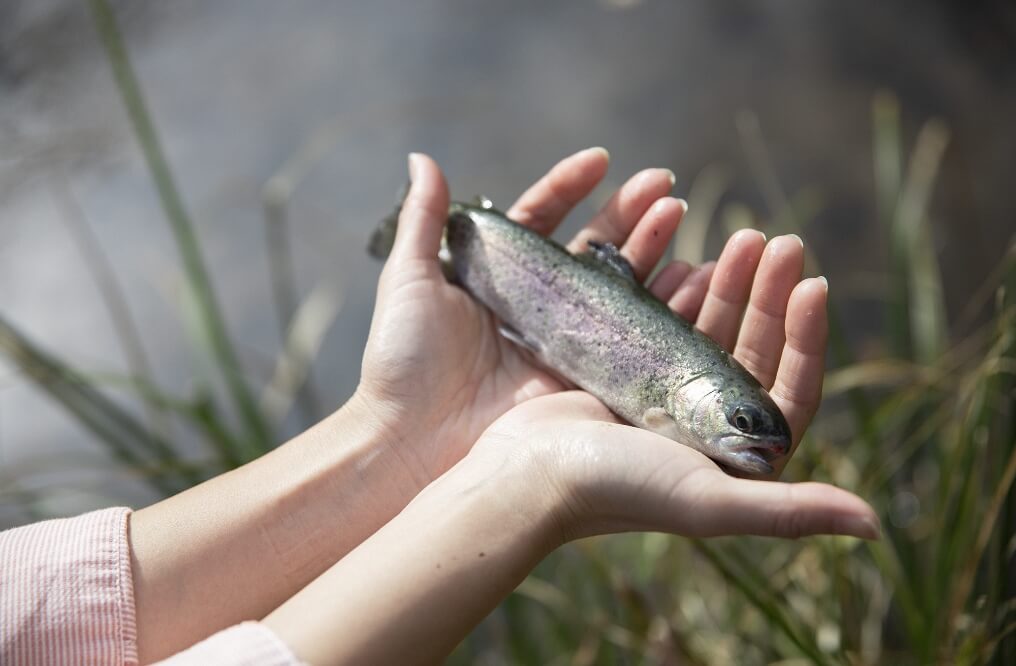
[370, 197, 791, 476]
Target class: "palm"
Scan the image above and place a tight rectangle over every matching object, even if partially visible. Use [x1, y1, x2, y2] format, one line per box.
[364, 253, 561, 473]
[362, 150, 827, 482]
[474, 391, 879, 541]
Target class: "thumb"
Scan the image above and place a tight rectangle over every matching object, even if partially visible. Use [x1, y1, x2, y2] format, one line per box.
[390, 153, 450, 263]
[686, 476, 881, 540]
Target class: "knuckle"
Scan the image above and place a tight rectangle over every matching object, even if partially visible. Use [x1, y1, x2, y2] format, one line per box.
[769, 485, 809, 538]
[770, 508, 807, 539]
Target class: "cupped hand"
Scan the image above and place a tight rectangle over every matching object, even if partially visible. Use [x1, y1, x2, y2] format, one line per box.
[647, 229, 826, 478]
[471, 390, 880, 542]
[358, 149, 823, 486]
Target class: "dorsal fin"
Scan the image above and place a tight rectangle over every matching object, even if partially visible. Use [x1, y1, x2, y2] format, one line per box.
[586, 240, 636, 281]
[471, 195, 495, 210]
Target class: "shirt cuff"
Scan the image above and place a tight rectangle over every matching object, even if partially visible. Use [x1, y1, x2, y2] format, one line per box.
[0, 507, 138, 665]
[153, 621, 304, 666]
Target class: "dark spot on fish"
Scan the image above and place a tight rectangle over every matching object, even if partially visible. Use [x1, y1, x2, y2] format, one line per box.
[479, 552, 486, 557]
[436, 563, 441, 569]
[653, 230, 659, 237]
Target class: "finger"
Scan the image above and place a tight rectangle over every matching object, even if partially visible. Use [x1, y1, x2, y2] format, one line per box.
[770, 277, 829, 451]
[733, 235, 805, 388]
[667, 261, 715, 322]
[567, 168, 675, 253]
[648, 260, 693, 301]
[506, 147, 610, 236]
[685, 473, 881, 540]
[390, 153, 450, 263]
[618, 198, 687, 282]
[694, 229, 767, 351]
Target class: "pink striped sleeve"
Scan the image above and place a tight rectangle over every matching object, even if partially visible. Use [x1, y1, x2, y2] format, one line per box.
[153, 622, 303, 666]
[0, 507, 138, 666]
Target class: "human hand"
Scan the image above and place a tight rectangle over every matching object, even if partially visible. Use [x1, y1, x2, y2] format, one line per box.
[470, 390, 879, 541]
[358, 149, 684, 482]
[358, 149, 823, 486]
[648, 228, 825, 478]
[263, 385, 875, 666]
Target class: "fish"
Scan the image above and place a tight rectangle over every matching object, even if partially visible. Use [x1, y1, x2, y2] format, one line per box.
[370, 195, 792, 476]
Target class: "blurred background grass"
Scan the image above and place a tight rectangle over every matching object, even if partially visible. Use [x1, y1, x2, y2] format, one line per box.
[1, 1, 1014, 663]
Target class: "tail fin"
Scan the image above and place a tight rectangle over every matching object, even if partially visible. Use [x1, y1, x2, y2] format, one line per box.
[367, 181, 410, 260]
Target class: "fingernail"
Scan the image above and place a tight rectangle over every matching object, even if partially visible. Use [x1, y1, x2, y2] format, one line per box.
[817, 275, 829, 291]
[759, 230, 767, 242]
[408, 152, 422, 180]
[587, 146, 610, 162]
[664, 168, 677, 187]
[788, 233, 804, 248]
[675, 198, 689, 214]
[842, 514, 881, 540]
[734, 228, 766, 244]
[651, 198, 674, 215]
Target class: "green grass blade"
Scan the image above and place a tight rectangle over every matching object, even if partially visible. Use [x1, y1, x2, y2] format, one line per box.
[88, 0, 272, 459]
[873, 91, 910, 360]
[735, 109, 792, 227]
[944, 442, 1016, 657]
[693, 540, 830, 664]
[263, 198, 323, 426]
[897, 119, 950, 364]
[674, 164, 730, 266]
[63, 370, 244, 470]
[0, 316, 195, 494]
[51, 172, 171, 443]
[994, 260, 1016, 664]
[259, 279, 344, 427]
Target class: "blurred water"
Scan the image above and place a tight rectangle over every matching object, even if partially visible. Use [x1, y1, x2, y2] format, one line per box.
[1, 0, 1013, 523]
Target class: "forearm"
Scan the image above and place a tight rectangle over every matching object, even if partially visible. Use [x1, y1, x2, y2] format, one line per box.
[129, 393, 418, 662]
[263, 451, 563, 665]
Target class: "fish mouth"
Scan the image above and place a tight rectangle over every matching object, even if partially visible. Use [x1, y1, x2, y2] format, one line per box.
[719, 435, 791, 476]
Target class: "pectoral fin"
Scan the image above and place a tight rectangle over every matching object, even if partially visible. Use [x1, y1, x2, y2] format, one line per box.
[643, 406, 671, 430]
[498, 323, 541, 354]
[642, 406, 680, 440]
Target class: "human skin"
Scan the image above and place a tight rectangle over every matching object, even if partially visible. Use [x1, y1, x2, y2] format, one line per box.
[259, 155, 878, 664]
[128, 149, 866, 661]
[129, 148, 684, 661]
[262, 390, 878, 665]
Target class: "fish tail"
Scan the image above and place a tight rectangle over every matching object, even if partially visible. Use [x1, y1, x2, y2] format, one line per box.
[367, 181, 411, 260]
[368, 182, 457, 281]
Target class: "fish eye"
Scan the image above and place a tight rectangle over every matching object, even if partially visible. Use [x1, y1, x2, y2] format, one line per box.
[731, 405, 762, 434]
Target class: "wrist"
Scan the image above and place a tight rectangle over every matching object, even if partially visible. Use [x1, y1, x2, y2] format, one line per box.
[333, 388, 424, 479]
[434, 442, 572, 555]
[477, 405, 632, 544]
[430, 446, 573, 556]
[347, 381, 456, 492]
[264, 433, 567, 665]
[275, 392, 430, 544]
